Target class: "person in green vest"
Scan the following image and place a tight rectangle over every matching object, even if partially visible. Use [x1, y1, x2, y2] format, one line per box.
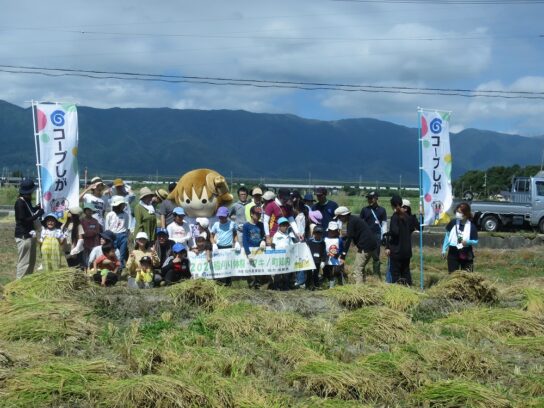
[134, 187, 158, 243]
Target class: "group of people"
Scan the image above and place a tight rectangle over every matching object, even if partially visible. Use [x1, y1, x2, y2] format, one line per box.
[14, 177, 478, 288]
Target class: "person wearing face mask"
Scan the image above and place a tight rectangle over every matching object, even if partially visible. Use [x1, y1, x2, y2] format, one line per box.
[441, 202, 478, 273]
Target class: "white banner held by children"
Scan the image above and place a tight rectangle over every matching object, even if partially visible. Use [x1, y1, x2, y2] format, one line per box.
[32, 102, 79, 216]
[418, 108, 453, 226]
[190, 243, 316, 279]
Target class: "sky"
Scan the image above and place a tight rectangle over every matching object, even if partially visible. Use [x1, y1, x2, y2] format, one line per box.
[0, 0, 543, 136]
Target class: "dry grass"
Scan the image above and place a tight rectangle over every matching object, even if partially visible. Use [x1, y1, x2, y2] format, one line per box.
[324, 285, 382, 309]
[166, 278, 227, 311]
[428, 272, 498, 303]
[382, 283, 422, 311]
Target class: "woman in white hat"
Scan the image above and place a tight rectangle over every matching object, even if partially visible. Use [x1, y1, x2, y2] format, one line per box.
[80, 176, 107, 227]
[105, 196, 130, 269]
[126, 231, 160, 280]
[134, 187, 158, 243]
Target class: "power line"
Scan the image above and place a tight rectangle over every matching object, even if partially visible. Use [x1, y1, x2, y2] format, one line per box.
[334, 0, 544, 3]
[0, 64, 543, 100]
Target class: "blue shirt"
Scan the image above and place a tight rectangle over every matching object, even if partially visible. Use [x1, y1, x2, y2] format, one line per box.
[242, 221, 265, 255]
[312, 200, 338, 231]
[211, 220, 236, 247]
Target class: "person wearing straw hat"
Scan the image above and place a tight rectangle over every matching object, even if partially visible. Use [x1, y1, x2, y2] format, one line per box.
[80, 176, 107, 228]
[14, 179, 44, 279]
[134, 187, 158, 243]
[244, 186, 264, 222]
[159, 182, 178, 228]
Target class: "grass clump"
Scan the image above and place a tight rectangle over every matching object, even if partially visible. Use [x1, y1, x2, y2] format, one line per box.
[335, 306, 414, 346]
[358, 351, 422, 391]
[324, 284, 382, 309]
[167, 278, 227, 311]
[412, 339, 498, 377]
[503, 336, 544, 355]
[3, 268, 89, 301]
[0, 299, 96, 342]
[0, 359, 116, 407]
[428, 272, 498, 303]
[288, 360, 391, 402]
[104, 374, 210, 408]
[436, 307, 544, 340]
[411, 379, 511, 408]
[522, 288, 544, 316]
[382, 283, 422, 311]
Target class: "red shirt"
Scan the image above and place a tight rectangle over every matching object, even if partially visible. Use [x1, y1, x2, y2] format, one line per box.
[95, 254, 120, 271]
[265, 200, 293, 237]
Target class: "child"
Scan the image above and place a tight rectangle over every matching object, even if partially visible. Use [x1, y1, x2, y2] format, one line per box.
[160, 243, 191, 285]
[190, 217, 210, 247]
[272, 217, 295, 291]
[306, 225, 326, 290]
[136, 256, 154, 289]
[308, 210, 323, 236]
[81, 203, 102, 269]
[324, 221, 344, 288]
[167, 207, 193, 247]
[40, 213, 66, 272]
[88, 230, 121, 269]
[126, 231, 160, 281]
[62, 207, 85, 269]
[93, 244, 120, 287]
[153, 228, 175, 268]
[242, 206, 266, 288]
[210, 206, 240, 286]
[193, 232, 212, 259]
[105, 196, 129, 269]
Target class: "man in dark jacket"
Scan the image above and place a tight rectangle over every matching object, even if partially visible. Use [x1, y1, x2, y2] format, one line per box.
[335, 206, 377, 284]
[360, 191, 387, 278]
[386, 195, 419, 285]
[14, 179, 44, 279]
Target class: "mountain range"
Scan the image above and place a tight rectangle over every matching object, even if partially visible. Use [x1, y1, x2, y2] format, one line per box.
[1, 99, 542, 184]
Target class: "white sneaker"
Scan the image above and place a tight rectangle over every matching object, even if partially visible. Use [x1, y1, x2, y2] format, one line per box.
[329, 280, 335, 288]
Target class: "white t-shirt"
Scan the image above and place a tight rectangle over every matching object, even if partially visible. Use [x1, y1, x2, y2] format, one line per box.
[167, 221, 193, 246]
[88, 245, 121, 267]
[105, 211, 128, 234]
[83, 193, 106, 227]
[272, 230, 294, 250]
[325, 237, 341, 266]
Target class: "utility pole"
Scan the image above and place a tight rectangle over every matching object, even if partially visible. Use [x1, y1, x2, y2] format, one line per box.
[399, 174, 402, 192]
[484, 172, 487, 198]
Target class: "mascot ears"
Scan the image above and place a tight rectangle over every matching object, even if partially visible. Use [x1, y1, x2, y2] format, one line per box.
[206, 173, 233, 202]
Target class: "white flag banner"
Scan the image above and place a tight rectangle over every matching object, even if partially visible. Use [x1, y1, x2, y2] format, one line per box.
[33, 103, 79, 216]
[419, 109, 453, 225]
[190, 243, 316, 279]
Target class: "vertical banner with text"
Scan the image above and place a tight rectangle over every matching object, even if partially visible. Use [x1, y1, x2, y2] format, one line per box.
[33, 103, 79, 216]
[419, 109, 453, 226]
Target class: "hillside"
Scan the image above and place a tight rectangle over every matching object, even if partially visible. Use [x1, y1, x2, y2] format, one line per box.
[1, 100, 542, 183]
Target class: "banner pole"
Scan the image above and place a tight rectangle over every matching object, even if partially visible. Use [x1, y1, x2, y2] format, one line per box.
[417, 108, 424, 291]
[30, 100, 43, 206]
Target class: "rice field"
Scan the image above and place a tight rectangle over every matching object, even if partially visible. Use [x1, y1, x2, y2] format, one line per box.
[0, 223, 544, 407]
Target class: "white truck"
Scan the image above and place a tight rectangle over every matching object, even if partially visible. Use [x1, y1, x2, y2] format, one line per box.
[469, 171, 544, 233]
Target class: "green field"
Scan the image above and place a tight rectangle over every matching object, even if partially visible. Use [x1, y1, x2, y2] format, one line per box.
[0, 221, 543, 407]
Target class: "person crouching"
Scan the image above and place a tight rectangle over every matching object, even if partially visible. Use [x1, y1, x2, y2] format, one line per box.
[136, 255, 154, 289]
[160, 243, 191, 286]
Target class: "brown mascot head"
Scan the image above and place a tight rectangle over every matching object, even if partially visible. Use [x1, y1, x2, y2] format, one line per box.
[168, 169, 234, 218]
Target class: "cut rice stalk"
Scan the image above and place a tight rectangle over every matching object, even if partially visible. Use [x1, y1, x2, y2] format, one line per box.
[166, 278, 227, 311]
[411, 379, 511, 408]
[382, 284, 422, 312]
[324, 285, 382, 310]
[522, 288, 544, 316]
[428, 272, 498, 303]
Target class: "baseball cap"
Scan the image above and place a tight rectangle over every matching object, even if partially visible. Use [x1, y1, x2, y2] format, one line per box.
[309, 210, 323, 224]
[100, 230, 116, 242]
[111, 196, 125, 208]
[195, 217, 209, 228]
[327, 221, 339, 231]
[366, 191, 378, 199]
[315, 187, 327, 195]
[83, 202, 96, 212]
[156, 227, 168, 236]
[135, 231, 149, 240]
[216, 206, 229, 217]
[113, 178, 124, 187]
[334, 206, 351, 217]
[402, 199, 411, 208]
[262, 191, 276, 201]
[278, 217, 290, 225]
[313, 225, 324, 234]
[173, 207, 186, 216]
[303, 193, 315, 202]
[172, 243, 186, 253]
[390, 194, 403, 207]
[251, 187, 263, 196]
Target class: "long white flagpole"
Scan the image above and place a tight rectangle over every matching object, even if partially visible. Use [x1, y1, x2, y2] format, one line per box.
[417, 107, 424, 291]
[30, 100, 43, 206]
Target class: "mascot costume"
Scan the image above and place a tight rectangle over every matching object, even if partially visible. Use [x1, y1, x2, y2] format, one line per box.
[168, 169, 233, 220]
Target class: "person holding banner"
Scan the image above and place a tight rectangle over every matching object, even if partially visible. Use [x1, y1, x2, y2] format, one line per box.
[441, 202, 478, 273]
[14, 179, 44, 279]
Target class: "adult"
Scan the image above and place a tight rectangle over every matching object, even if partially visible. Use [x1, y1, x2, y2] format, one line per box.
[264, 188, 301, 245]
[62, 206, 85, 268]
[107, 178, 136, 232]
[14, 179, 43, 279]
[230, 186, 252, 240]
[360, 191, 388, 279]
[385, 195, 419, 285]
[442, 202, 478, 273]
[244, 187, 264, 222]
[312, 187, 338, 234]
[335, 206, 377, 284]
[80, 176, 107, 227]
[105, 196, 130, 269]
[134, 187, 158, 243]
[159, 182, 178, 228]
